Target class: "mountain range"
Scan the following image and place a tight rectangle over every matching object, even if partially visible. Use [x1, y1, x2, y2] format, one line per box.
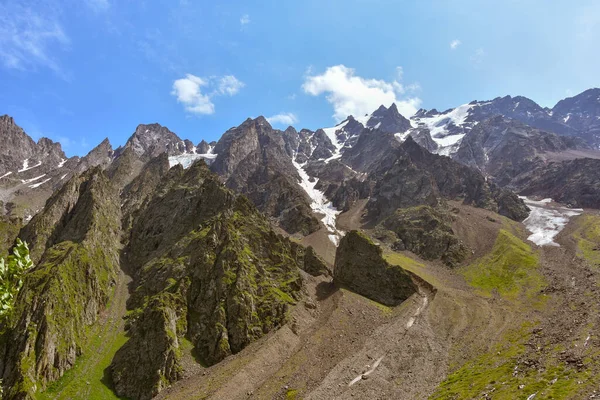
[1, 88, 600, 399]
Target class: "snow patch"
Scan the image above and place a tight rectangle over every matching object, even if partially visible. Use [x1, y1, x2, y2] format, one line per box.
[60, 174, 68, 180]
[21, 174, 46, 184]
[292, 154, 343, 244]
[168, 149, 217, 169]
[412, 103, 475, 155]
[0, 171, 12, 180]
[563, 114, 571, 123]
[520, 196, 582, 246]
[18, 159, 42, 172]
[57, 158, 67, 168]
[29, 177, 52, 189]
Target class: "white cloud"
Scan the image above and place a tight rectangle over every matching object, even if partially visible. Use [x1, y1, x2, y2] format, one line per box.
[172, 74, 215, 115]
[267, 113, 298, 126]
[450, 39, 461, 50]
[172, 73, 244, 115]
[470, 48, 485, 65]
[0, 3, 70, 74]
[240, 14, 250, 25]
[218, 75, 245, 96]
[302, 65, 421, 121]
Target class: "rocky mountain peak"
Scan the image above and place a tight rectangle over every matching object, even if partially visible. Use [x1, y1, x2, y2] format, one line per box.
[553, 88, 600, 115]
[366, 103, 412, 133]
[123, 123, 184, 159]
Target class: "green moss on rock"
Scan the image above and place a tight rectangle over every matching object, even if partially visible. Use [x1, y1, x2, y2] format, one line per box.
[109, 161, 311, 398]
[0, 169, 121, 399]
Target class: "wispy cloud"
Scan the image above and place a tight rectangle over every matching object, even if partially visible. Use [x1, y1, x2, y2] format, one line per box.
[171, 73, 245, 115]
[86, 0, 110, 12]
[240, 14, 250, 26]
[217, 75, 245, 96]
[450, 39, 461, 50]
[0, 2, 70, 76]
[302, 65, 421, 121]
[267, 113, 298, 126]
[395, 66, 404, 80]
[470, 48, 485, 65]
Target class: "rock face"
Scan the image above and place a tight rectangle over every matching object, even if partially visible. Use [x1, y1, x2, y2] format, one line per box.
[110, 292, 186, 400]
[211, 117, 320, 235]
[0, 116, 116, 220]
[382, 206, 469, 267]
[366, 103, 412, 134]
[552, 88, 600, 147]
[0, 168, 121, 399]
[109, 160, 308, 399]
[334, 231, 418, 306]
[291, 244, 330, 277]
[366, 136, 530, 222]
[116, 123, 186, 160]
[454, 116, 586, 185]
[514, 158, 600, 209]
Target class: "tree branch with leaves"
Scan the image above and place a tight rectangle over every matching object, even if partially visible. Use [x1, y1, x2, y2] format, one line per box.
[0, 239, 33, 323]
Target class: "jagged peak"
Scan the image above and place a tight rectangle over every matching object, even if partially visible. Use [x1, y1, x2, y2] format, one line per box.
[0, 114, 15, 125]
[372, 104, 389, 116]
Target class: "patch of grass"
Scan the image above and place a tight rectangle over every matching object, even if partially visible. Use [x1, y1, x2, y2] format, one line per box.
[431, 322, 599, 399]
[39, 330, 129, 400]
[572, 215, 600, 267]
[385, 251, 441, 288]
[286, 388, 299, 399]
[460, 229, 544, 301]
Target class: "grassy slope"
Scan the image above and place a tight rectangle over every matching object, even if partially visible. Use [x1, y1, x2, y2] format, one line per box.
[572, 214, 600, 267]
[38, 272, 130, 400]
[459, 228, 544, 301]
[431, 322, 597, 400]
[430, 220, 600, 399]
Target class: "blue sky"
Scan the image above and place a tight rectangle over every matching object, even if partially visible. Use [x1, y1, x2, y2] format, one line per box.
[1, 0, 599, 156]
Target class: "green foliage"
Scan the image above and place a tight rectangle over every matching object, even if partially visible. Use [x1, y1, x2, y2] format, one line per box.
[0, 239, 33, 322]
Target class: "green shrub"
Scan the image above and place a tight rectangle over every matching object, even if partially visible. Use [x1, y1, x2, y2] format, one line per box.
[0, 239, 33, 323]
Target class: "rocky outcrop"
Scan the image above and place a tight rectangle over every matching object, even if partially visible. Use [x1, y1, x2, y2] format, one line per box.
[382, 206, 469, 267]
[110, 292, 186, 400]
[334, 230, 418, 306]
[0, 168, 121, 399]
[0, 215, 20, 257]
[110, 161, 307, 399]
[291, 244, 330, 276]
